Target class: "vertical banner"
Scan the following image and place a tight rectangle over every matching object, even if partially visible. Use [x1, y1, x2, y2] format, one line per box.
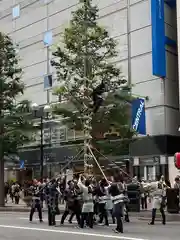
[132, 98, 146, 135]
[151, 0, 166, 77]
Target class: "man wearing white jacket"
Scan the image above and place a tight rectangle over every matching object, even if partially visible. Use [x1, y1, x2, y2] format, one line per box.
[149, 181, 166, 225]
[78, 175, 94, 228]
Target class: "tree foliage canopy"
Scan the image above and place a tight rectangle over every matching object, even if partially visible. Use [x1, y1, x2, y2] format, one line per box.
[51, 0, 135, 154]
[0, 33, 34, 157]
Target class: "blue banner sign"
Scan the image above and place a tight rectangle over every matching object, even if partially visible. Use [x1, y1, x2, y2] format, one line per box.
[132, 98, 146, 135]
[151, 0, 166, 77]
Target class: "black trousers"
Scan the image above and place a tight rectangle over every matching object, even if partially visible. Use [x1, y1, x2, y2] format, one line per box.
[10, 193, 14, 203]
[80, 212, 94, 228]
[98, 203, 108, 225]
[29, 204, 42, 221]
[93, 202, 99, 215]
[141, 196, 148, 209]
[124, 204, 130, 222]
[69, 212, 74, 222]
[69, 212, 89, 225]
[113, 203, 123, 233]
[48, 206, 56, 226]
[14, 195, 20, 204]
[116, 215, 123, 233]
[61, 208, 81, 225]
[110, 209, 115, 224]
[68, 203, 81, 223]
[151, 207, 166, 224]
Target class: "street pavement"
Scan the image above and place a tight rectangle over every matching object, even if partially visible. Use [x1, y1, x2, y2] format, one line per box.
[0, 212, 178, 240]
[3, 200, 180, 221]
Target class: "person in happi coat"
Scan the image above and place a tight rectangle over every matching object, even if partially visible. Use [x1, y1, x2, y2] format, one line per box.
[149, 181, 166, 225]
[109, 175, 129, 233]
[29, 185, 43, 222]
[68, 180, 82, 224]
[61, 180, 81, 226]
[96, 178, 109, 226]
[78, 175, 94, 228]
[45, 180, 60, 226]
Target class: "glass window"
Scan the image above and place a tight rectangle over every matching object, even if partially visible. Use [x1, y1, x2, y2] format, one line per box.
[59, 128, 67, 141]
[43, 31, 53, 46]
[12, 5, 20, 19]
[43, 128, 51, 143]
[51, 127, 67, 143]
[51, 129, 58, 144]
[44, 74, 52, 89]
[155, 164, 161, 180]
[146, 166, 154, 180]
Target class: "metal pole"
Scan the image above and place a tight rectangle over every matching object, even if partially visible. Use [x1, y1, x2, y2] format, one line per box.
[126, 0, 133, 172]
[46, 1, 50, 103]
[49, 164, 52, 179]
[127, 0, 131, 86]
[83, 0, 89, 168]
[40, 116, 44, 180]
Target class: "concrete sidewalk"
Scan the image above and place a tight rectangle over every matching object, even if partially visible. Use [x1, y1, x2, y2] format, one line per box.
[3, 199, 56, 212]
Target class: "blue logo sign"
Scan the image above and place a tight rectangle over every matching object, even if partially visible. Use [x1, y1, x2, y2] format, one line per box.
[151, 0, 166, 77]
[132, 98, 146, 135]
[20, 160, 24, 169]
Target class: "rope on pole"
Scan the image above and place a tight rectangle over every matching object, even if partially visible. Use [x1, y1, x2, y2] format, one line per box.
[88, 145, 108, 182]
[36, 148, 84, 193]
[93, 147, 133, 180]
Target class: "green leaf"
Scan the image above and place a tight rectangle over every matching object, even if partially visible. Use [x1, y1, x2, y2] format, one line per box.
[0, 32, 36, 158]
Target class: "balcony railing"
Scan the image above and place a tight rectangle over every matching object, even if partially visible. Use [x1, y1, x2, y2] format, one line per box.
[23, 126, 84, 147]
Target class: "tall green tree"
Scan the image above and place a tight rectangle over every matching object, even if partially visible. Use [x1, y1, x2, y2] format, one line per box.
[0, 33, 34, 206]
[51, 0, 134, 164]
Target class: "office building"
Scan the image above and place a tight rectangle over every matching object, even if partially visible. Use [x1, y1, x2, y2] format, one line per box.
[0, 0, 179, 183]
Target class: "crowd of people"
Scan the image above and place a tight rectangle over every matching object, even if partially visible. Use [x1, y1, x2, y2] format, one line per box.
[5, 173, 180, 234]
[4, 181, 21, 204]
[26, 173, 175, 234]
[29, 173, 130, 233]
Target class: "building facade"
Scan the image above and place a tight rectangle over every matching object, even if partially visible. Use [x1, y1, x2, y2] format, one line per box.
[0, 0, 180, 183]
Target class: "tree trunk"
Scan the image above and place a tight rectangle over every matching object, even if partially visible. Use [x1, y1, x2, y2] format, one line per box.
[0, 158, 4, 207]
[0, 93, 4, 207]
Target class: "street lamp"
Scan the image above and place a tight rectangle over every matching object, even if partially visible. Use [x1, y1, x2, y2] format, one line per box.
[31, 103, 51, 180]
